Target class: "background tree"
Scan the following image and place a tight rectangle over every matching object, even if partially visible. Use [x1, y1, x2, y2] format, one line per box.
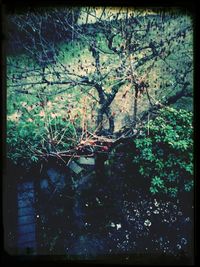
[6, 7, 193, 163]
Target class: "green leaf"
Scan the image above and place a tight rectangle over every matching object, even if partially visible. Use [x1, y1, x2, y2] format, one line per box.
[152, 176, 164, 188]
[31, 155, 38, 162]
[150, 186, 158, 194]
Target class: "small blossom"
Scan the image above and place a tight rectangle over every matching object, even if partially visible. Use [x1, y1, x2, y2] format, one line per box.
[116, 223, 121, 230]
[153, 210, 159, 214]
[51, 113, 56, 118]
[7, 112, 21, 122]
[27, 106, 33, 111]
[21, 102, 27, 107]
[39, 110, 45, 117]
[110, 222, 115, 227]
[47, 101, 52, 107]
[144, 219, 152, 227]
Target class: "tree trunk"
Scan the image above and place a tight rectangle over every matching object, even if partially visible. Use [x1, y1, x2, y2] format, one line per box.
[105, 107, 114, 134]
[97, 106, 115, 135]
[133, 87, 138, 121]
[97, 108, 104, 133]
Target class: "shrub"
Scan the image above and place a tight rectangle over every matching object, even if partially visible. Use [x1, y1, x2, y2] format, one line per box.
[133, 107, 193, 197]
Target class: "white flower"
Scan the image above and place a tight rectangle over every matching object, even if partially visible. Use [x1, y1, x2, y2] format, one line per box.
[154, 199, 159, 207]
[7, 112, 21, 122]
[144, 219, 151, 227]
[116, 223, 121, 230]
[153, 210, 159, 214]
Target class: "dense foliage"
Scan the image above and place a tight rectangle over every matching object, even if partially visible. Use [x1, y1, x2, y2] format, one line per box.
[6, 7, 194, 196]
[134, 107, 193, 197]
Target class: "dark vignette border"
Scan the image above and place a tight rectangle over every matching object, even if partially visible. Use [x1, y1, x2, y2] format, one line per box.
[0, 0, 197, 266]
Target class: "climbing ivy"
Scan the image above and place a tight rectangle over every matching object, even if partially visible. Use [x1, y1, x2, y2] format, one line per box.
[133, 107, 193, 197]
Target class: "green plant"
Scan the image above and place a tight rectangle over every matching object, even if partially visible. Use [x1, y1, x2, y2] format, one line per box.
[6, 106, 80, 166]
[133, 107, 193, 197]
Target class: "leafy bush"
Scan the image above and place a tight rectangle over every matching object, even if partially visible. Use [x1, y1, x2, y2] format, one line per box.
[7, 110, 79, 166]
[133, 107, 193, 197]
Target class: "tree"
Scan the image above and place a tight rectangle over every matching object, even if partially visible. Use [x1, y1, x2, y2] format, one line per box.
[6, 7, 193, 163]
